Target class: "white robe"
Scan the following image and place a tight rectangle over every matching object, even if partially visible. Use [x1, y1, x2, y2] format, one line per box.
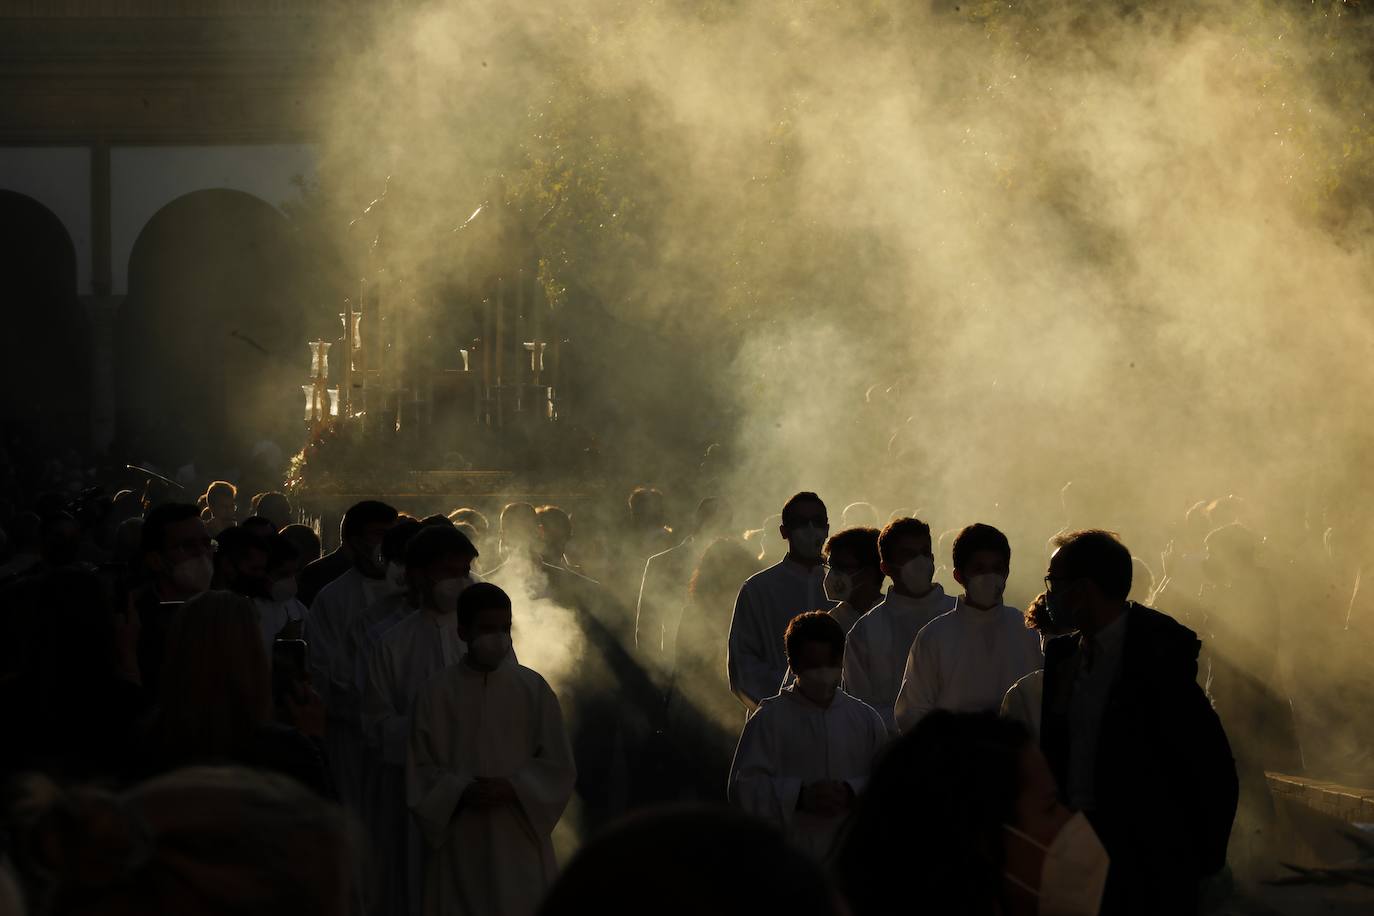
[728, 686, 886, 860]
[309, 566, 396, 808]
[363, 607, 466, 916]
[351, 592, 414, 699]
[727, 559, 830, 709]
[893, 599, 1043, 734]
[1000, 668, 1045, 741]
[842, 585, 955, 731]
[408, 659, 576, 916]
[255, 596, 309, 652]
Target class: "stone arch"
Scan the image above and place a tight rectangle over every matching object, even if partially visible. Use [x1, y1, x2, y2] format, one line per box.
[0, 190, 91, 451]
[110, 144, 315, 294]
[115, 188, 332, 480]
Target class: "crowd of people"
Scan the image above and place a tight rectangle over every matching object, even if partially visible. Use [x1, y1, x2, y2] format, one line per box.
[0, 453, 1369, 916]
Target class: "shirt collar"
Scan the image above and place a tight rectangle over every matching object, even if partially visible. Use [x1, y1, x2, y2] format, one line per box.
[1084, 605, 1129, 655]
[881, 583, 947, 612]
[780, 556, 825, 579]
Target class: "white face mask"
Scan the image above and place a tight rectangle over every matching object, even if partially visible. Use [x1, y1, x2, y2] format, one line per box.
[900, 555, 935, 595]
[788, 523, 829, 561]
[469, 631, 512, 666]
[432, 575, 473, 613]
[171, 553, 214, 595]
[823, 568, 853, 602]
[1004, 813, 1110, 916]
[796, 666, 843, 703]
[386, 561, 408, 591]
[269, 577, 298, 603]
[966, 572, 1007, 608]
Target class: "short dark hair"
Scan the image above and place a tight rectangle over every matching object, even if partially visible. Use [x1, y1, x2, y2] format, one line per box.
[1051, 529, 1133, 600]
[405, 525, 478, 570]
[952, 523, 1011, 573]
[140, 503, 202, 554]
[206, 480, 237, 503]
[458, 582, 512, 630]
[538, 505, 572, 539]
[418, 514, 456, 529]
[824, 527, 881, 570]
[780, 492, 826, 529]
[341, 500, 398, 540]
[878, 517, 932, 568]
[784, 610, 845, 667]
[381, 518, 424, 562]
[449, 507, 488, 533]
[252, 491, 290, 518]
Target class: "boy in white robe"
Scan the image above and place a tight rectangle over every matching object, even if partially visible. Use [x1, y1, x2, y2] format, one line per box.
[364, 524, 479, 916]
[729, 610, 886, 861]
[308, 499, 399, 808]
[408, 582, 576, 916]
[780, 526, 885, 690]
[727, 492, 832, 710]
[842, 517, 955, 731]
[894, 523, 1042, 733]
[820, 526, 885, 635]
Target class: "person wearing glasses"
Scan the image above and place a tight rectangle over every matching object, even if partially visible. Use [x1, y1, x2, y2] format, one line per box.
[1039, 528, 1237, 916]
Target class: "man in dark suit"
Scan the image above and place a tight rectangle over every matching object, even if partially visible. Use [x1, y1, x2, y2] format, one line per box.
[1041, 529, 1238, 916]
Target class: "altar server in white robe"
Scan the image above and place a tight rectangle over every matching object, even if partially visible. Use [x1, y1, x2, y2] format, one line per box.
[364, 524, 479, 916]
[780, 526, 885, 690]
[729, 610, 886, 861]
[309, 499, 399, 809]
[894, 523, 1042, 734]
[842, 517, 955, 731]
[351, 519, 426, 702]
[408, 582, 575, 916]
[727, 492, 832, 710]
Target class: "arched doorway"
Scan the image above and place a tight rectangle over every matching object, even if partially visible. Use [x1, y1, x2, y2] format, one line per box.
[116, 189, 333, 484]
[0, 190, 90, 454]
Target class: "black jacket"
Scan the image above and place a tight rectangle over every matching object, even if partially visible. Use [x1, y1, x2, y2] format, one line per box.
[1041, 604, 1238, 916]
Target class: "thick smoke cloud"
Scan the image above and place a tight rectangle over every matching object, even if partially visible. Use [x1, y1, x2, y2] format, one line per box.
[296, 0, 1374, 849]
[316, 2, 1374, 565]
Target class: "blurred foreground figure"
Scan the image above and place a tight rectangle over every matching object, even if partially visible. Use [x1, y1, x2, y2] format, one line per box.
[729, 612, 885, 860]
[0, 569, 146, 785]
[139, 590, 332, 797]
[834, 711, 1109, 916]
[842, 517, 954, 731]
[538, 807, 842, 916]
[727, 492, 831, 710]
[894, 523, 1041, 732]
[8, 766, 357, 916]
[1041, 530, 1237, 916]
[408, 583, 575, 916]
